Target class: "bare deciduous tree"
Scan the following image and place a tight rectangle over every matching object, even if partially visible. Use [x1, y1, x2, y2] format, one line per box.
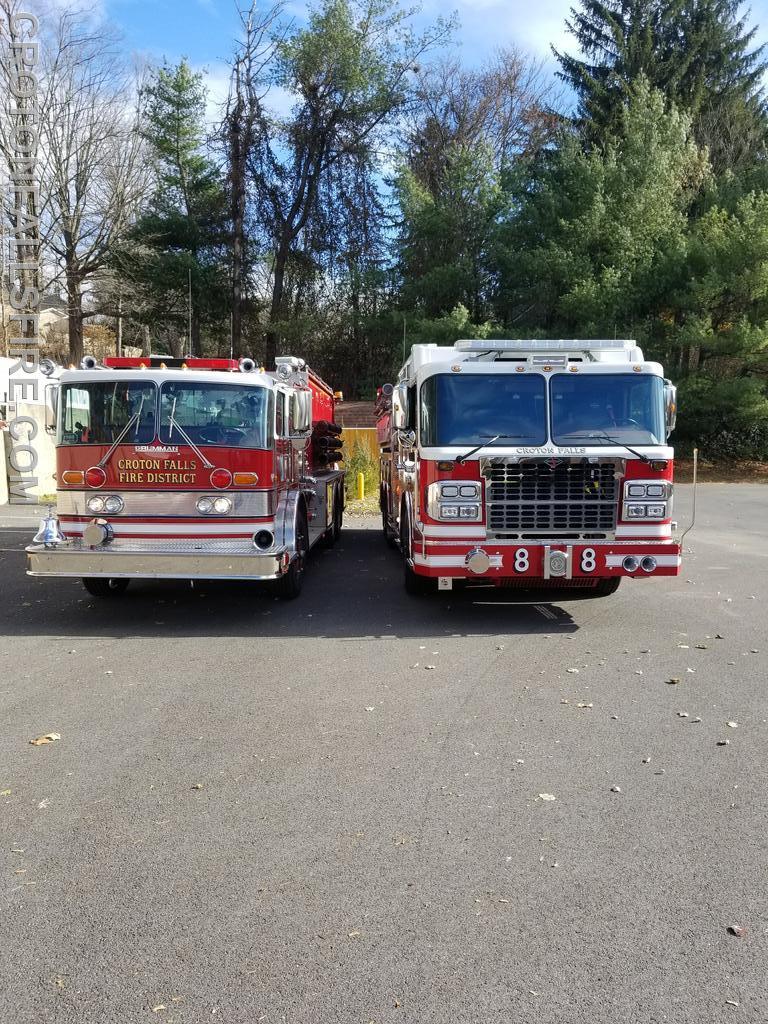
[36, 11, 149, 364]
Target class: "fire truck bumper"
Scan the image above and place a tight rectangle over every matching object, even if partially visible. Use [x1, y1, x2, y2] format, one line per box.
[26, 541, 289, 581]
[411, 539, 682, 581]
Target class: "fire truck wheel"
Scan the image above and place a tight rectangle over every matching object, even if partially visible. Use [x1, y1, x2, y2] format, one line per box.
[319, 485, 342, 548]
[381, 487, 397, 548]
[81, 577, 130, 598]
[273, 510, 309, 599]
[592, 577, 622, 597]
[401, 510, 434, 594]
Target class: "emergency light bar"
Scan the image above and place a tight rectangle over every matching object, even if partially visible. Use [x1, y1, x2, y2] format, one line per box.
[454, 339, 637, 352]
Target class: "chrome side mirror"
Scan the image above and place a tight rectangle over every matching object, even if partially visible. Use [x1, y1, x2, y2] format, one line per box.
[45, 383, 58, 435]
[392, 381, 409, 429]
[664, 381, 677, 438]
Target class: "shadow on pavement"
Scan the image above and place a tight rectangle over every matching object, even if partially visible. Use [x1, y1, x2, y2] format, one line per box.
[1, 525, 581, 640]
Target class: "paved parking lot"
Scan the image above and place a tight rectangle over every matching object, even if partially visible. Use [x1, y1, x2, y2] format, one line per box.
[1, 484, 766, 1023]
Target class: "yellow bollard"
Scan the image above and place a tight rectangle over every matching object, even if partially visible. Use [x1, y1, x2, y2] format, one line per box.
[356, 472, 365, 501]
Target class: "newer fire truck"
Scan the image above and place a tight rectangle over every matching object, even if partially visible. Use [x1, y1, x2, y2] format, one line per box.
[26, 354, 345, 599]
[377, 339, 680, 597]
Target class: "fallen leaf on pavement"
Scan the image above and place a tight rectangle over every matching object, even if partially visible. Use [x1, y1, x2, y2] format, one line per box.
[727, 721, 738, 728]
[666, 677, 681, 685]
[537, 793, 556, 801]
[29, 733, 61, 746]
[611, 786, 622, 793]
[717, 739, 730, 746]
[727, 925, 746, 937]
[191, 783, 203, 790]
[0, 789, 11, 796]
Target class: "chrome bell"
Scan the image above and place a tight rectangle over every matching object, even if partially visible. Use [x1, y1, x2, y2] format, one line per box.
[33, 507, 66, 548]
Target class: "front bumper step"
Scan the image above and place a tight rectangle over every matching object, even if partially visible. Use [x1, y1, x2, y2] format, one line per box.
[26, 542, 286, 581]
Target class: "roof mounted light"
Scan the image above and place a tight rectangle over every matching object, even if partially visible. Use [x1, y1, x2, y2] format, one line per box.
[454, 339, 638, 352]
[80, 355, 100, 370]
[239, 357, 256, 373]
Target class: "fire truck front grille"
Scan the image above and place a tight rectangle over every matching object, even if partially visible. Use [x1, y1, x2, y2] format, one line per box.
[484, 460, 619, 538]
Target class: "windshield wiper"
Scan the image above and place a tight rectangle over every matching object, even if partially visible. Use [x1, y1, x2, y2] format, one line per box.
[166, 396, 213, 469]
[559, 432, 651, 464]
[455, 434, 538, 465]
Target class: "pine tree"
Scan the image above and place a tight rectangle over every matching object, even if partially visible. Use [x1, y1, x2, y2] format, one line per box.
[555, 0, 768, 170]
[122, 60, 229, 356]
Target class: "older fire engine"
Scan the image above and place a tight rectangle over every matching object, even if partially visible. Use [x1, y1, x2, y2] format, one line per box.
[27, 354, 345, 599]
[377, 339, 680, 597]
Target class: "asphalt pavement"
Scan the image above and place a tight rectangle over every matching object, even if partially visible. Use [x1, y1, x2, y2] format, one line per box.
[1, 484, 766, 1024]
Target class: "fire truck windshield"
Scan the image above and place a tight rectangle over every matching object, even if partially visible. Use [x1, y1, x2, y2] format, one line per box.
[59, 381, 157, 445]
[551, 373, 665, 446]
[158, 382, 272, 449]
[420, 373, 547, 446]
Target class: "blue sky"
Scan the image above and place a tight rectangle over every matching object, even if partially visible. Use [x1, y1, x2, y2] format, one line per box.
[102, 0, 768, 114]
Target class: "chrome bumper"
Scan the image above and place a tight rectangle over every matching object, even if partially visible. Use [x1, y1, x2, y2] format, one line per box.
[26, 541, 286, 580]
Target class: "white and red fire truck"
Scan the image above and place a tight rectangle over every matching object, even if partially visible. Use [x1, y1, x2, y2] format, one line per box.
[377, 339, 680, 597]
[27, 354, 345, 598]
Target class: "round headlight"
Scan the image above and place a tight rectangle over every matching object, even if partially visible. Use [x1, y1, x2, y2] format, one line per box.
[213, 496, 232, 514]
[87, 495, 105, 514]
[196, 496, 214, 514]
[103, 495, 124, 514]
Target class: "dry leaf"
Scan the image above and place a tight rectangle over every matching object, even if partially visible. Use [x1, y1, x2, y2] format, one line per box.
[727, 925, 746, 937]
[29, 733, 61, 746]
[537, 793, 556, 801]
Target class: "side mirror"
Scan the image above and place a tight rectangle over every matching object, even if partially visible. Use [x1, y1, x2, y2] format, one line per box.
[664, 381, 677, 438]
[45, 383, 58, 435]
[291, 391, 312, 433]
[397, 428, 416, 449]
[392, 381, 409, 429]
[381, 383, 394, 398]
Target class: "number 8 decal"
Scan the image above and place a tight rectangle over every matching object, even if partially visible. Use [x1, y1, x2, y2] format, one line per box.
[581, 548, 596, 573]
[514, 548, 529, 573]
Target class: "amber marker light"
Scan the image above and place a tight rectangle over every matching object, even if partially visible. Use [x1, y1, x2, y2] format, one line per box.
[61, 470, 84, 485]
[233, 472, 259, 486]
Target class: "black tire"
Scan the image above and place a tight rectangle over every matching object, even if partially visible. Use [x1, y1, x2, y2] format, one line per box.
[593, 577, 622, 597]
[381, 486, 397, 548]
[273, 509, 308, 599]
[401, 507, 433, 595]
[319, 484, 343, 549]
[82, 577, 130, 598]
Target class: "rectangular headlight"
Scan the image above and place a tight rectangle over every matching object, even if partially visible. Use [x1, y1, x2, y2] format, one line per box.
[458, 504, 480, 519]
[625, 503, 647, 518]
[440, 504, 461, 519]
[646, 504, 667, 518]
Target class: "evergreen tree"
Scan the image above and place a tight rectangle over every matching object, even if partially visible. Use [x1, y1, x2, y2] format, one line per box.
[121, 60, 229, 356]
[555, 0, 768, 171]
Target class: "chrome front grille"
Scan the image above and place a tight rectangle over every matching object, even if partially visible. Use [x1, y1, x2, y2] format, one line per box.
[483, 459, 620, 538]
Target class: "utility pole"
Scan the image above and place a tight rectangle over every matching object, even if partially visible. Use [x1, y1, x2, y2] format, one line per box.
[188, 268, 193, 357]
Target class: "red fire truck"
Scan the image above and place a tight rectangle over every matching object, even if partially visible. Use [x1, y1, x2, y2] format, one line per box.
[27, 354, 345, 598]
[377, 339, 680, 597]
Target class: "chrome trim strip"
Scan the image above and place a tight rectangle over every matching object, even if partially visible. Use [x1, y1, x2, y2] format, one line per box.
[58, 489, 273, 518]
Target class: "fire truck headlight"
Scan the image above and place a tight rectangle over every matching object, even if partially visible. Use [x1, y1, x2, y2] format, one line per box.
[103, 496, 124, 514]
[646, 504, 666, 518]
[440, 504, 461, 519]
[87, 495, 105, 514]
[213, 497, 233, 515]
[196, 496, 214, 515]
[458, 504, 480, 520]
[625, 503, 649, 518]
